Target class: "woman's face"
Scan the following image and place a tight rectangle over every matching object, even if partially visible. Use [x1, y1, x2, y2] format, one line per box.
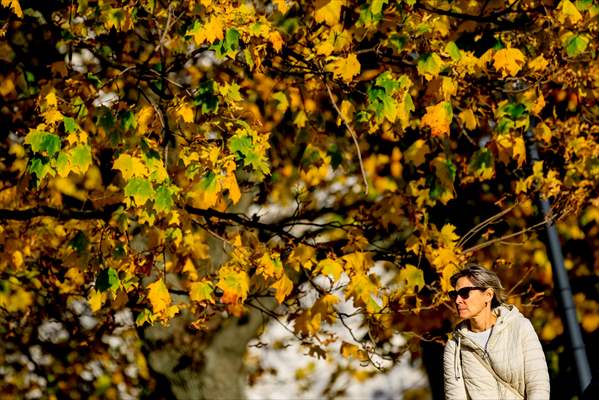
[454, 276, 493, 320]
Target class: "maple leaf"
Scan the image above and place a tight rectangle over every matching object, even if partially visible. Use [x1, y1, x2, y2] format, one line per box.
[177, 103, 194, 123]
[113, 154, 149, 180]
[404, 139, 430, 167]
[493, 48, 526, 77]
[315, 0, 345, 26]
[398, 264, 425, 294]
[216, 267, 250, 304]
[189, 281, 215, 303]
[318, 258, 344, 281]
[458, 108, 478, 130]
[257, 253, 283, 279]
[271, 273, 293, 303]
[326, 53, 361, 83]
[417, 53, 444, 80]
[528, 55, 549, 72]
[421, 101, 453, 137]
[147, 279, 171, 314]
[557, 0, 583, 24]
[345, 274, 380, 313]
[340, 342, 369, 361]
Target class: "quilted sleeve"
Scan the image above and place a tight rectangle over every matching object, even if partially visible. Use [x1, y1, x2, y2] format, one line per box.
[521, 319, 550, 400]
[444, 338, 468, 400]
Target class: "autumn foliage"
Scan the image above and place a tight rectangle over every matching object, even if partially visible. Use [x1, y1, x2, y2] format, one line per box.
[0, 0, 598, 397]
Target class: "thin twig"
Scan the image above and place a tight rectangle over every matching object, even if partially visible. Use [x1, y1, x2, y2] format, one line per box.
[457, 204, 517, 248]
[325, 83, 369, 194]
[463, 216, 557, 254]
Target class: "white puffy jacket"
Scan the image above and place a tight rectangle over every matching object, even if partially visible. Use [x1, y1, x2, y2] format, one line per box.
[444, 304, 550, 399]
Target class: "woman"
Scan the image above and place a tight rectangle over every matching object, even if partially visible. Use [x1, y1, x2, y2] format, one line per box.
[443, 265, 550, 399]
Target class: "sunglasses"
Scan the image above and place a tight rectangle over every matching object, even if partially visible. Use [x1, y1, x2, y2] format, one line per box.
[448, 286, 486, 300]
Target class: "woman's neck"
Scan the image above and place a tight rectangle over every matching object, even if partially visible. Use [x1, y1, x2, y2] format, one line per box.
[469, 309, 496, 332]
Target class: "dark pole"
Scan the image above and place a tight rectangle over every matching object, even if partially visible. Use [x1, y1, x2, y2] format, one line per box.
[525, 127, 592, 395]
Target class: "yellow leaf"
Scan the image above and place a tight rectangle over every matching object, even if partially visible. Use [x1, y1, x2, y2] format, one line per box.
[528, 55, 549, 72]
[189, 280, 215, 303]
[178, 103, 194, 123]
[136, 105, 154, 134]
[315, 0, 345, 26]
[441, 77, 457, 100]
[113, 154, 149, 180]
[45, 91, 58, 108]
[0, 76, 15, 97]
[341, 252, 370, 274]
[404, 139, 430, 167]
[203, 15, 225, 43]
[513, 136, 527, 167]
[493, 48, 526, 77]
[326, 53, 361, 83]
[269, 31, 284, 52]
[339, 100, 354, 124]
[340, 341, 369, 361]
[398, 264, 425, 294]
[345, 274, 380, 313]
[1, 0, 23, 18]
[257, 253, 283, 279]
[458, 108, 478, 130]
[293, 110, 308, 128]
[558, 0, 583, 24]
[222, 172, 241, 204]
[421, 101, 453, 137]
[216, 267, 250, 304]
[272, 273, 293, 303]
[532, 93, 545, 115]
[273, 0, 289, 13]
[440, 224, 460, 245]
[147, 279, 171, 313]
[318, 258, 344, 280]
[294, 309, 322, 336]
[11, 250, 24, 269]
[182, 258, 199, 281]
[534, 122, 553, 143]
[43, 109, 64, 125]
[88, 289, 106, 312]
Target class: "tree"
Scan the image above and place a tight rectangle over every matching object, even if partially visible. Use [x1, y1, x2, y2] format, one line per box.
[1, 0, 598, 398]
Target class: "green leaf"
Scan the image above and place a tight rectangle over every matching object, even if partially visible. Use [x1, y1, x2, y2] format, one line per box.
[121, 110, 136, 131]
[71, 144, 92, 174]
[272, 92, 289, 113]
[25, 131, 61, 156]
[69, 230, 89, 253]
[95, 268, 120, 292]
[194, 80, 219, 114]
[124, 178, 155, 205]
[468, 148, 495, 180]
[63, 116, 78, 133]
[55, 152, 71, 177]
[229, 135, 253, 159]
[565, 34, 589, 57]
[575, 0, 593, 11]
[388, 33, 407, 51]
[199, 171, 218, 192]
[417, 53, 444, 80]
[445, 41, 461, 61]
[28, 157, 55, 181]
[501, 102, 527, 119]
[154, 185, 175, 212]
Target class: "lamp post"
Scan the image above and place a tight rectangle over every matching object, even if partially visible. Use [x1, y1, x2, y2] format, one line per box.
[525, 127, 592, 396]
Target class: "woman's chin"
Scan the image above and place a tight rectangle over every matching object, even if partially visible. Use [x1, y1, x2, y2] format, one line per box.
[458, 310, 470, 319]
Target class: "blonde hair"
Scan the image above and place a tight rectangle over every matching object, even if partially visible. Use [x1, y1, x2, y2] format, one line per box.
[450, 264, 507, 308]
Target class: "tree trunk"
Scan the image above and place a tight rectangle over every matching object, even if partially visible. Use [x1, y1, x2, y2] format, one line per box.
[140, 303, 270, 400]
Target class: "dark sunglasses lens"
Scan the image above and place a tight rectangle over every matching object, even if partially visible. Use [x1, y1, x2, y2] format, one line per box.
[448, 291, 457, 300]
[458, 288, 471, 299]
